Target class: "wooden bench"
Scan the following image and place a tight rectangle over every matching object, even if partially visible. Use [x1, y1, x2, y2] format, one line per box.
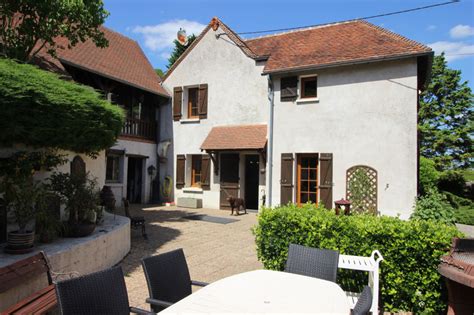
[0, 251, 57, 315]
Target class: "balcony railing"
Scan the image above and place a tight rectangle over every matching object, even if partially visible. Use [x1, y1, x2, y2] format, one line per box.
[121, 118, 156, 141]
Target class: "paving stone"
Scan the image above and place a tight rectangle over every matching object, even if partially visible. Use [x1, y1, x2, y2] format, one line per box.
[118, 205, 262, 308]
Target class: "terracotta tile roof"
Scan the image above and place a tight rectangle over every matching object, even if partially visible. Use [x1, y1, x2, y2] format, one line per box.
[37, 27, 169, 97]
[201, 124, 267, 151]
[245, 20, 432, 74]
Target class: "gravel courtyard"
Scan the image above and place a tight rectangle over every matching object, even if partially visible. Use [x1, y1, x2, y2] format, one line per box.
[117, 205, 262, 309]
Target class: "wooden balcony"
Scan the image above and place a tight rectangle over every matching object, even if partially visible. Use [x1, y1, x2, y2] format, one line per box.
[121, 118, 156, 142]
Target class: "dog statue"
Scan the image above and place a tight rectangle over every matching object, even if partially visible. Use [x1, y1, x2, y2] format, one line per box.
[227, 196, 247, 215]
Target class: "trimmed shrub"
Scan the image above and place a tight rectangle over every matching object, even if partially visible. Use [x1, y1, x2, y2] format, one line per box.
[253, 204, 462, 313]
[419, 157, 440, 195]
[0, 58, 124, 154]
[411, 189, 456, 224]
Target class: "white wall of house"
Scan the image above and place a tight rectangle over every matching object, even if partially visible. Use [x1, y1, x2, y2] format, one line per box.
[162, 27, 268, 209]
[271, 58, 419, 218]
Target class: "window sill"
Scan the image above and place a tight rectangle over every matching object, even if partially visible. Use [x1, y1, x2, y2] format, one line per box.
[296, 98, 319, 104]
[183, 187, 203, 193]
[180, 118, 200, 124]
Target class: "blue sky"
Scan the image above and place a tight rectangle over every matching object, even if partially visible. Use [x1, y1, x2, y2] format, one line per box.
[104, 0, 474, 88]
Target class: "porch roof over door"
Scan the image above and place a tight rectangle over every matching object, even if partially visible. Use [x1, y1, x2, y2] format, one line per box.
[200, 124, 267, 151]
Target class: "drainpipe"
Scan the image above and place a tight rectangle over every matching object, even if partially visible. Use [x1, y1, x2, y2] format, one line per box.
[266, 75, 274, 208]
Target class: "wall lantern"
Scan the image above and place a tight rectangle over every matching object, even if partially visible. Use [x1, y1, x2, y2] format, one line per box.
[147, 165, 156, 177]
[334, 198, 351, 216]
[177, 28, 188, 45]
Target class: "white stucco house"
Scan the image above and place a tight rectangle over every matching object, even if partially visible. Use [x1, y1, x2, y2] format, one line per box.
[159, 17, 433, 218]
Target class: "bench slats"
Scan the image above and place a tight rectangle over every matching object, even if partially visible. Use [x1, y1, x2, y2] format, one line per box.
[0, 253, 50, 293]
[1, 284, 57, 315]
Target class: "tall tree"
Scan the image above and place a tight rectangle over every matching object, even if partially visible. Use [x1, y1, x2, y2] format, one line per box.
[0, 0, 109, 62]
[419, 53, 473, 170]
[167, 34, 196, 69]
[154, 68, 164, 78]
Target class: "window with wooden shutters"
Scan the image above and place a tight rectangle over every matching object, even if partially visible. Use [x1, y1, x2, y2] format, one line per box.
[280, 77, 298, 101]
[176, 155, 185, 188]
[297, 154, 318, 205]
[201, 155, 211, 190]
[319, 153, 333, 209]
[280, 153, 294, 205]
[198, 84, 208, 119]
[173, 87, 183, 121]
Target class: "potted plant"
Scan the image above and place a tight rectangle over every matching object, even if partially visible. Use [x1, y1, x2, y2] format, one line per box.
[49, 172, 101, 237]
[1, 178, 45, 253]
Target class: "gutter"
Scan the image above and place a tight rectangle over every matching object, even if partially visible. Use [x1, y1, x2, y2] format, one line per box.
[262, 51, 433, 76]
[266, 75, 275, 208]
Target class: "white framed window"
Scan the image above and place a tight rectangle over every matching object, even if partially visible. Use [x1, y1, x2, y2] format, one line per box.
[297, 75, 319, 103]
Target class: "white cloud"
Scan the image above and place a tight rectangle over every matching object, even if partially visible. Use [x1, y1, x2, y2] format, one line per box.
[426, 25, 437, 31]
[449, 24, 474, 39]
[428, 41, 474, 61]
[132, 19, 206, 60]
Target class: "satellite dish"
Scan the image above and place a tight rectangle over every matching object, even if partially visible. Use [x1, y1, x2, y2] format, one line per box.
[177, 28, 188, 45]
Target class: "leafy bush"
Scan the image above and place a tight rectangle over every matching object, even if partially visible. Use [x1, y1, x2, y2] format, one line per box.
[419, 157, 440, 195]
[411, 189, 456, 224]
[0, 58, 124, 154]
[253, 204, 462, 313]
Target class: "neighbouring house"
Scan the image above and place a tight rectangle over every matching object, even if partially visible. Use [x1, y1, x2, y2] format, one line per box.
[160, 17, 433, 218]
[35, 27, 170, 205]
[0, 26, 169, 244]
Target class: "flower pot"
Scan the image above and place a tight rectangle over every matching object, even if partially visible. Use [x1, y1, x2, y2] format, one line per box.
[5, 230, 35, 254]
[69, 222, 96, 237]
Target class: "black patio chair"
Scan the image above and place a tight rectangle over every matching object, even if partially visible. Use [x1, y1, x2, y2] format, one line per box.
[123, 198, 147, 239]
[352, 285, 373, 315]
[55, 266, 153, 315]
[285, 243, 339, 282]
[141, 248, 209, 312]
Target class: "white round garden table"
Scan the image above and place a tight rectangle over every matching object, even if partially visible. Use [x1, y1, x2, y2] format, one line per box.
[159, 270, 350, 314]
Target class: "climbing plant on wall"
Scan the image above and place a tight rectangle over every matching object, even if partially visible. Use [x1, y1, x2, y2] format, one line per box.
[346, 166, 378, 214]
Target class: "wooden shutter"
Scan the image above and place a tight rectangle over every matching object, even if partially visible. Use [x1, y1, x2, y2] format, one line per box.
[198, 84, 208, 119]
[173, 87, 183, 121]
[280, 76, 298, 101]
[319, 153, 333, 209]
[280, 153, 294, 205]
[176, 155, 186, 188]
[201, 154, 211, 190]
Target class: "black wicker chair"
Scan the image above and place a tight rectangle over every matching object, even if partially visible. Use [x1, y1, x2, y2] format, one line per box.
[141, 248, 209, 312]
[285, 243, 340, 282]
[55, 266, 153, 315]
[352, 285, 373, 315]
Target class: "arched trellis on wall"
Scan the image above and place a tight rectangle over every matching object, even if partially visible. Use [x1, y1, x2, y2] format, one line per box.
[346, 165, 378, 214]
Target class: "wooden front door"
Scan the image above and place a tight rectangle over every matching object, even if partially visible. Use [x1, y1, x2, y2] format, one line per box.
[127, 157, 143, 203]
[297, 154, 319, 205]
[220, 153, 240, 209]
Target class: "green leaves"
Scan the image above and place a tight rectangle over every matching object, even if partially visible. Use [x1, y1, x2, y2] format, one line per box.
[0, 0, 109, 61]
[419, 53, 473, 170]
[0, 58, 124, 153]
[254, 204, 462, 313]
[411, 189, 456, 224]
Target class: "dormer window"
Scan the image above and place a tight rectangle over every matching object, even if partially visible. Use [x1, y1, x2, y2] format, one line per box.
[300, 76, 317, 99]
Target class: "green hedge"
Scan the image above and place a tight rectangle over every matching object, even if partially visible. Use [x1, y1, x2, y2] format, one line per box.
[0, 58, 124, 153]
[253, 204, 462, 313]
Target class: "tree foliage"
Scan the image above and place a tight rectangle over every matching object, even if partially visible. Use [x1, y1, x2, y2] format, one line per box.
[0, 58, 124, 153]
[154, 68, 164, 78]
[0, 0, 109, 61]
[167, 34, 196, 69]
[419, 53, 473, 170]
